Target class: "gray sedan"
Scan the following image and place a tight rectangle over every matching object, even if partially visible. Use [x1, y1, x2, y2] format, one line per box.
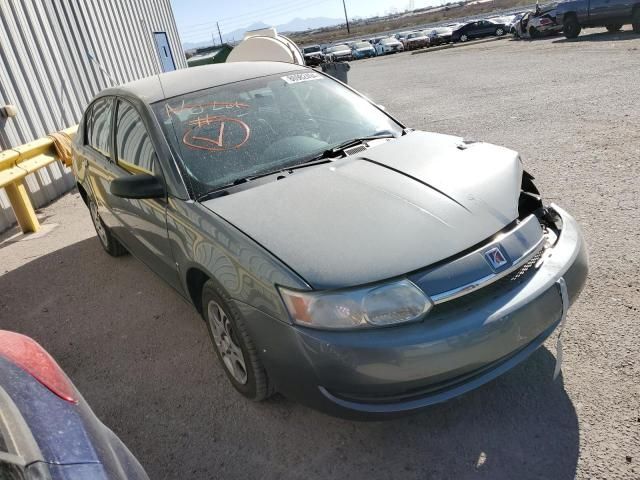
[73, 62, 588, 419]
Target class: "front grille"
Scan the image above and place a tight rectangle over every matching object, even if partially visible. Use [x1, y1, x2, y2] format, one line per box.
[509, 248, 544, 282]
[433, 247, 546, 315]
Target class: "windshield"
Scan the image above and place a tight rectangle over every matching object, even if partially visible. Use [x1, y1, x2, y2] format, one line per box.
[303, 46, 320, 53]
[153, 71, 402, 196]
[329, 45, 348, 52]
[355, 42, 371, 49]
[382, 38, 396, 44]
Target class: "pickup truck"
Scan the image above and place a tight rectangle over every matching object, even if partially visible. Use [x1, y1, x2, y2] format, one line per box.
[555, 0, 640, 37]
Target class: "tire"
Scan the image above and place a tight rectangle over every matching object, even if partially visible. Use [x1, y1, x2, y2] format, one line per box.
[529, 26, 539, 38]
[563, 16, 581, 38]
[201, 279, 273, 401]
[632, 9, 640, 33]
[89, 199, 127, 257]
[605, 24, 623, 32]
[460, 34, 468, 42]
[496, 27, 505, 36]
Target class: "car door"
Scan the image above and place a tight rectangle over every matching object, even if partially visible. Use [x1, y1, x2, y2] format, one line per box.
[479, 21, 495, 36]
[594, 0, 632, 22]
[108, 98, 180, 290]
[464, 22, 478, 38]
[80, 97, 121, 231]
[587, 0, 608, 22]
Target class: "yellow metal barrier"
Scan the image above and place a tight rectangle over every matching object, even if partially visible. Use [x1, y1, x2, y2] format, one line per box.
[0, 126, 77, 233]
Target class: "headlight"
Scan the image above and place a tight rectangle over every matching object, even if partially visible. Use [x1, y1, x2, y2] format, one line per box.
[278, 279, 432, 330]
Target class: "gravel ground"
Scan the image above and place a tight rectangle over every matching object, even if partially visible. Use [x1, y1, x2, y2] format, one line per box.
[1, 29, 639, 480]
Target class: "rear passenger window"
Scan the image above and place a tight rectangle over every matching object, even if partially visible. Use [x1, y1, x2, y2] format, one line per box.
[115, 101, 156, 174]
[86, 98, 113, 157]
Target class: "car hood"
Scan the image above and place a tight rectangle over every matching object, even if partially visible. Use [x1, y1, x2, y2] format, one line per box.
[202, 131, 522, 289]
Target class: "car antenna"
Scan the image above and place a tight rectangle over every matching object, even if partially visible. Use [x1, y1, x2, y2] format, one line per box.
[87, 52, 118, 86]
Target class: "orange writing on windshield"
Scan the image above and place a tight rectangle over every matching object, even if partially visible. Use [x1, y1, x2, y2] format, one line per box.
[165, 101, 249, 119]
[182, 115, 251, 152]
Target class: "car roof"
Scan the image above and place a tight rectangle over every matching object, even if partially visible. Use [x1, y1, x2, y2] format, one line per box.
[98, 62, 308, 104]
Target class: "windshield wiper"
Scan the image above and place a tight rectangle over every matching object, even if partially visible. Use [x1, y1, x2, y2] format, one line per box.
[327, 133, 397, 154]
[299, 133, 399, 166]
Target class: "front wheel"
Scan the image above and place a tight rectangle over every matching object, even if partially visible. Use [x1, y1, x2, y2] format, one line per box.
[495, 27, 505, 36]
[460, 34, 468, 42]
[605, 24, 623, 32]
[202, 280, 273, 401]
[563, 16, 581, 39]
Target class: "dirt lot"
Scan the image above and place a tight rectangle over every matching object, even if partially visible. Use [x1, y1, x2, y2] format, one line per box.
[1, 29, 639, 480]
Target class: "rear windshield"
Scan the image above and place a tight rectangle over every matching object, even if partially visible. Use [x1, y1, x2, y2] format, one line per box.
[153, 72, 402, 197]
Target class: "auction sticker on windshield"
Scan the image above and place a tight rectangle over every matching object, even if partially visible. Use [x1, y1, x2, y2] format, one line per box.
[281, 72, 323, 84]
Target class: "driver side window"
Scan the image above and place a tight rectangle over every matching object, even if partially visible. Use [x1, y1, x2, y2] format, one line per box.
[115, 100, 156, 175]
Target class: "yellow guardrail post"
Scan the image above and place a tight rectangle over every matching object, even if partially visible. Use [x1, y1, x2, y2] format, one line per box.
[0, 126, 77, 234]
[4, 181, 40, 233]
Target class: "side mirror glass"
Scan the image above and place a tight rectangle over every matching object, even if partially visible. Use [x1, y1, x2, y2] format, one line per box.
[110, 174, 165, 199]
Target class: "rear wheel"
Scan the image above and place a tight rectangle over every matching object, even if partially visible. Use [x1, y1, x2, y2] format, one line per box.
[605, 24, 623, 32]
[495, 27, 505, 36]
[460, 34, 469, 42]
[563, 16, 581, 39]
[633, 9, 640, 33]
[529, 26, 540, 38]
[89, 199, 127, 257]
[202, 280, 273, 401]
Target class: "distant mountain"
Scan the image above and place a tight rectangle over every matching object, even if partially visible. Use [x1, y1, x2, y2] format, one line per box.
[182, 17, 342, 50]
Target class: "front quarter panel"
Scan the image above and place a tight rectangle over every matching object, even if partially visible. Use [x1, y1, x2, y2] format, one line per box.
[167, 199, 308, 319]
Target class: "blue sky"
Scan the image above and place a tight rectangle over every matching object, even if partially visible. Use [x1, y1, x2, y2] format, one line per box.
[172, 0, 441, 43]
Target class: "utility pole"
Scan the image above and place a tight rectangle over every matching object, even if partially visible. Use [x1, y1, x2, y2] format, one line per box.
[342, 0, 350, 34]
[217, 22, 223, 45]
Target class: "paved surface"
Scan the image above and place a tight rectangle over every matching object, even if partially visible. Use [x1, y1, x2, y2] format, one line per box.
[1, 29, 639, 480]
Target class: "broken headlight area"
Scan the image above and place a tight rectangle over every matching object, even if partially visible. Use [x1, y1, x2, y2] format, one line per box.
[518, 169, 561, 248]
[518, 170, 544, 219]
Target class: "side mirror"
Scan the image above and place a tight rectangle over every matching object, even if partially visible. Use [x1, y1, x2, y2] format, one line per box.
[110, 174, 165, 199]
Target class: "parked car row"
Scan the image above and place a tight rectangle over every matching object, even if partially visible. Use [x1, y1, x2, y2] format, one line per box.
[300, 18, 509, 66]
[303, 1, 640, 67]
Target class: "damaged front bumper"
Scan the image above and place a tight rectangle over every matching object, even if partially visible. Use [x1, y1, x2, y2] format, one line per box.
[237, 205, 588, 419]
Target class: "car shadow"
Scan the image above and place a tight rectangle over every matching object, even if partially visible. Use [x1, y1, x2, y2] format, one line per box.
[553, 28, 639, 43]
[0, 237, 579, 480]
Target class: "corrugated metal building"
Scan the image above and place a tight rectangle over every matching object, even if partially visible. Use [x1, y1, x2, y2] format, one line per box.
[0, 0, 186, 233]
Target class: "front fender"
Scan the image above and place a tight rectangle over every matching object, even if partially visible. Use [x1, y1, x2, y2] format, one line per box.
[166, 199, 308, 319]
